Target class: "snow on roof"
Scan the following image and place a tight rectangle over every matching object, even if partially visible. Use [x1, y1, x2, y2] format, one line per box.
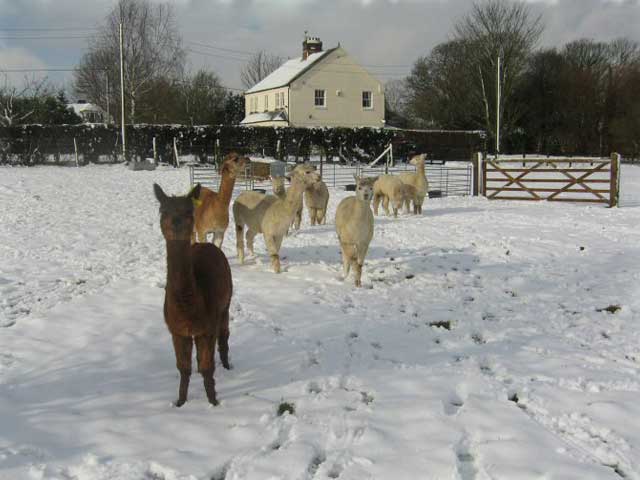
[240, 110, 288, 125]
[67, 103, 103, 115]
[245, 49, 335, 94]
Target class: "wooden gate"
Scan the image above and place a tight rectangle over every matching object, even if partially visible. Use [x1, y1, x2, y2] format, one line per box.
[483, 154, 620, 207]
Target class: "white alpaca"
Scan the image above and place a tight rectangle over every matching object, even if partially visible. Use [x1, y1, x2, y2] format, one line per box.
[335, 176, 376, 287]
[304, 179, 330, 225]
[372, 175, 404, 218]
[398, 154, 429, 214]
[233, 168, 320, 273]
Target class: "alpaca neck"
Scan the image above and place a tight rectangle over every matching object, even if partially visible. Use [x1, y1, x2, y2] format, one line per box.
[218, 171, 237, 204]
[165, 240, 196, 302]
[283, 180, 305, 214]
[415, 161, 425, 177]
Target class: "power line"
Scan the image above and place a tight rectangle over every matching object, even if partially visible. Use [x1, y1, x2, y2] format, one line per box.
[186, 40, 254, 57]
[0, 35, 93, 40]
[0, 27, 98, 31]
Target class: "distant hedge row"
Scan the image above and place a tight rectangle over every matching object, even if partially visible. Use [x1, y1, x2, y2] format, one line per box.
[0, 124, 486, 165]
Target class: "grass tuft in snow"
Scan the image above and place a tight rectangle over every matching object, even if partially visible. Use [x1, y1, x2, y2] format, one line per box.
[277, 401, 295, 416]
[597, 304, 622, 314]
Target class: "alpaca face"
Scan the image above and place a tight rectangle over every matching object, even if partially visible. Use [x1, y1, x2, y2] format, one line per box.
[271, 176, 286, 196]
[355, 177, 375, 203]
[222, 153, 249, 178]
[154, 183, 201, 241]
[290, 164, 321, 187]
[410, 154, 426, 166]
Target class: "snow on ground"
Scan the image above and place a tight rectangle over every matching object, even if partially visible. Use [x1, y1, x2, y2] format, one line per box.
[1, 164, 640, 479]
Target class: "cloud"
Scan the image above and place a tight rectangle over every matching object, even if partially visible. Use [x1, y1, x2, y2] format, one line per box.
[0, 0, 638, 91]
[0, 46, 49, 87]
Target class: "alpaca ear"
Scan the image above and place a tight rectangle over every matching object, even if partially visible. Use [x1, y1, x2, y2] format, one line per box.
[353, 174, 360, 183]
[153, 183, 167, 204]
[189, 183, 202, 200]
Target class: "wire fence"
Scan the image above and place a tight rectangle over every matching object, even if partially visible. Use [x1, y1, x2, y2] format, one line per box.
[190, 160, 474, 198]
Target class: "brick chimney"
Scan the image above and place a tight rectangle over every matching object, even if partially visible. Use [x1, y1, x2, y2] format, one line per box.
[302, 33, 322, 60]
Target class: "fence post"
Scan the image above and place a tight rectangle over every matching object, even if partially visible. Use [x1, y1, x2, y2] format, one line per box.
[482, 153, 487, 198]
[173, 138, 180, 168]
[610, 152, 620, 207]
[73, 137, 79, 167]
[471, 152, 482, 196]
[152, 137, 157, 164]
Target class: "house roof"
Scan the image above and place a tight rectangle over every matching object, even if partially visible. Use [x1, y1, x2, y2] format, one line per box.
[245, 48, 337, 94]
[67, 103, 104, 115]
[240, 110, 289, 125]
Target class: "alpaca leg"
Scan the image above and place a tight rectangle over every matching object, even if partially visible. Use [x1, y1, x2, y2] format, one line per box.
[355, 244, 368, 288]
[265, 235, 281, 273]
[213, 230, 224, 249]
[340, 243, 355, 279]
[353, 261, 363, 287]
[246, 229, 257, 256]
[235, 225, 245, 264]
[310, 208, 317, 226]
[218, 307, 231, 370]
[294, 208, 302, 230]
[195, 334, 218, 406]
[393, 201, 400, 219]
[172, 334, 193, 407]
[373, 194, 381, 216]
[382, 196, 391, 216]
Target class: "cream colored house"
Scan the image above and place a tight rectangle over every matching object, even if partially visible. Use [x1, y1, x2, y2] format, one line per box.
[241, 36, 385, 128]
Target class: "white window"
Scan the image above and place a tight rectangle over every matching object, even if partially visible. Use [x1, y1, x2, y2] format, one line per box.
[275, 93, 280, 108]
[314, 89, 326, 108]
[264, 95, 268, 111]
[362, 91, 372, 109]
[280, 92, 285, 107]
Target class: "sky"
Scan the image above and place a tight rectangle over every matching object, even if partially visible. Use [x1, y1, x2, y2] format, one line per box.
[0, 0, 639, 95]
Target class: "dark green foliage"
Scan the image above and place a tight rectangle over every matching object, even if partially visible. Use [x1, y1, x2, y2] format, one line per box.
[277, 401, 295, 416]
[0, 124, 485, 165]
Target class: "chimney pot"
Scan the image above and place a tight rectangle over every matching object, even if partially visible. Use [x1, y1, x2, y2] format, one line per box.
[302, 34, 323, 60]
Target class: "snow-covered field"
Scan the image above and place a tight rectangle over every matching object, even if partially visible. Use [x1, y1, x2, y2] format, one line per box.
[1, 164, 639, 480]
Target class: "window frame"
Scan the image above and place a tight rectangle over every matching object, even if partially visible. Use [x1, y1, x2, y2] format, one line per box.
[362, 90, 373, 110]
[314, 89, 326, 109]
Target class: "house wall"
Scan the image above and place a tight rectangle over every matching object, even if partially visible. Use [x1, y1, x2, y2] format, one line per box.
[245, 87, 290, 119]
[288, 48, 385, 128]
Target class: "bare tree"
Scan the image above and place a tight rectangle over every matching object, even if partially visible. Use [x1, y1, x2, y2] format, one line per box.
[74, 0, 184, 124]
[454, 0, 543, 149]
[0, 74, 50, 126]
[240, 51, 284, 89]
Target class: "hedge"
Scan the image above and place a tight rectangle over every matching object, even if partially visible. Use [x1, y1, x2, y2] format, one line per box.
[0, 124, 486, 165]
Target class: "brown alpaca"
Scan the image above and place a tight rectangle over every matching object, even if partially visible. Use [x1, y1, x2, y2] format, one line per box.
[154, 183, 233, 407]
[192, 152, 249, 247]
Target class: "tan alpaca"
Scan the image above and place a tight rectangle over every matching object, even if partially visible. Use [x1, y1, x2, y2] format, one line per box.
[304, 179, 330, 225]
[192, 153, 249, 247]
[372, 175, 404, 218]
[398, 154, 429, 214]
[233, 167, 320, 273]
[289, 164, 319, 231]
[397, 183, 418, 214]
[271, 176, 286, 199]
[335, 176, 375, 287]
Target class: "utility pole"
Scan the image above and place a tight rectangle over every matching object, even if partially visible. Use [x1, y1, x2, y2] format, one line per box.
[496, 52, 501, 157]
[105, 72, 110, 122]
[119, 21, 126, 160]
